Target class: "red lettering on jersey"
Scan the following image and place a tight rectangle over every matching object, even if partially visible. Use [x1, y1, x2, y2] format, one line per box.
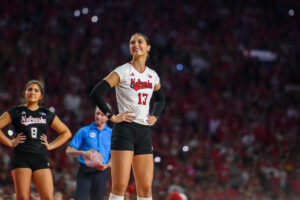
[130, 72, 135, 76]
[130, 78, 153, 91]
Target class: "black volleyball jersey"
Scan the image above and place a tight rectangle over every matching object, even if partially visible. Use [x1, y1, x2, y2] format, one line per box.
[8, 105, 55, 154]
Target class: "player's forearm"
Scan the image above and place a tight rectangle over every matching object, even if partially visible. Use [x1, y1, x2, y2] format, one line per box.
[152, 88, 165, 119]
[0, 130, 13, 147]
[90, 80, 113, 119]
[48, 129, 71, 150]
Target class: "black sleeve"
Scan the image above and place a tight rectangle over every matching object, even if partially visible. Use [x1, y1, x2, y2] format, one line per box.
[89, 80, 114, 119]
[7, 106, 17, 122]
[45, 109, 56, 125]
[152, 87, 165, 119]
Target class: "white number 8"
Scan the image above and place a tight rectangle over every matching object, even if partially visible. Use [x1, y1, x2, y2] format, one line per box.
[31, 127, 38, 138]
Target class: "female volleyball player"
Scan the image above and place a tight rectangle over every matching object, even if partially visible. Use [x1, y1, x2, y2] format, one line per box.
[0, 80, 72, 200]
[90, 33, 165, 200]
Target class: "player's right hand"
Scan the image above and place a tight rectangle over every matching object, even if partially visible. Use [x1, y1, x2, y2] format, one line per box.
[110, 111, 136, 123]
[11, 133, 26, 147]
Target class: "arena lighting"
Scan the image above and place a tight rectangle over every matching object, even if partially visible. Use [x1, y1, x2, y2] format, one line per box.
[167, 164, 174, 171]
[49, 107, 55, 113]
[154, 156, 161, 163]
[74, 10, 81, 17]
[182, 145, 189, 152]
[188, 168, 194, 174]
[82, 7, 89, 14]
[176, 64, 183, 71]
[289, 9, 295, 16]
[8, 129, 14, 136]
[91, 16, 99, 23]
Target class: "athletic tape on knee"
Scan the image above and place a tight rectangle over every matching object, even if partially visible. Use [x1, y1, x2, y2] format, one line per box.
[109, 193, 124, 200]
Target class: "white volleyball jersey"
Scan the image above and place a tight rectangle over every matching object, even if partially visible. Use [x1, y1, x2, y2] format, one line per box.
[113, 63, 160, 125]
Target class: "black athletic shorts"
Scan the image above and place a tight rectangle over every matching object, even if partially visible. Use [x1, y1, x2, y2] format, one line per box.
[10, 151, 50, 171]
[111, 122, 152, 155]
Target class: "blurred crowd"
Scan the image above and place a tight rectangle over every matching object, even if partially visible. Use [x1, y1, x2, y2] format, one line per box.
[0, 0, 300, 199]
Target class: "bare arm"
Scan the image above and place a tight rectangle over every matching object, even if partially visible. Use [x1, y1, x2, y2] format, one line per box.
[0, 112, 14, 147]
[0, 112, 26, 147]
[104, 71, 120, 88]
[154, 81, 161, 91]
[41, 116, 72, 150]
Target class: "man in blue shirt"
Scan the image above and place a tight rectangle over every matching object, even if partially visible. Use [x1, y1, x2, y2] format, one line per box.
[66, 107, 112, 200]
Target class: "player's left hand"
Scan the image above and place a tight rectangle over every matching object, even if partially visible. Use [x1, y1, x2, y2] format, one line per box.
[40, 134, 53, 150]
[146, 115, 157, 126]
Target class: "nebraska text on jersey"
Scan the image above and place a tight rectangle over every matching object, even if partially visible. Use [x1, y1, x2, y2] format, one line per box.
[21, 116, 47, 126]
[130, 78, 153, 91]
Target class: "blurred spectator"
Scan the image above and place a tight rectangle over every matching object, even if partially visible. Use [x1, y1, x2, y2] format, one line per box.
[0, 0, 299, 199]
[54, 191, 64, 200]
[168, 191, 187, 200]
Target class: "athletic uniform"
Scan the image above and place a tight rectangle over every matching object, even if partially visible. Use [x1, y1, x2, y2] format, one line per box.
[111, 63, 160, 155]
[8, 105, 55, 171]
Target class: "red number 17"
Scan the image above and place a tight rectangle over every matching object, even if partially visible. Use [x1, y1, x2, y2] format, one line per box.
[138, 93, 148, 105]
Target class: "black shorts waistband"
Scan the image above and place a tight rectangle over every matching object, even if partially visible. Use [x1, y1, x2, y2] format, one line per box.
[117, 121, 150, 129]
[13, 150, 47, 156]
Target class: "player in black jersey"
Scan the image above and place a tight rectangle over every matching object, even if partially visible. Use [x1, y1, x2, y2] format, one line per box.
[0, 80, 72, 200]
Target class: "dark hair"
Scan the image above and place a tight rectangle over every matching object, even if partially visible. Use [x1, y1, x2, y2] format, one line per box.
[23, 80, 45, 104]
[131, 33, 150, 45]
[130, 33, 150, 60]
[24, 80, 45, 95]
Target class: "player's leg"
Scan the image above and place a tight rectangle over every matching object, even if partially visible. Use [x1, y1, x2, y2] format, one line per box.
[30, 152, 53, 200]
[32, 168, 54, 200]
[11, 168, 32, 200]
[108, 150, 134, 200]
[132, 123, 153, 199]
[109, 193, 126, 200]
[132, 154, 153, 199]
[90, 169, 109, 200]
[109, 122, 136, 200]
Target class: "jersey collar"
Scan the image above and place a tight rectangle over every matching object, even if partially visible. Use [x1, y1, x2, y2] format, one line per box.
[128, 62, 147, 74]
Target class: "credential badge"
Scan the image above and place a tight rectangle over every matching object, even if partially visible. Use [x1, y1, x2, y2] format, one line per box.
[89, 132, 96, 138]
